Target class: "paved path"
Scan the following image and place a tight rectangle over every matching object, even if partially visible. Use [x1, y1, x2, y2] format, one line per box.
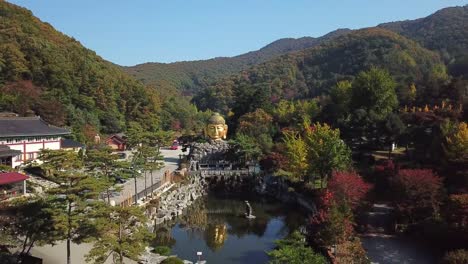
[361, 204, 439, 264]
[30, 147, 186, 264]
[113, 147, 184, 205]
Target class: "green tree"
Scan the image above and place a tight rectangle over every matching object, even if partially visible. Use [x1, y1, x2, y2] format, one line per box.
[323, 80, 352, 124]
[351, 67, 398, 120]
[228, 134, 262, 168]
[304, 123, 352, 188]
[268, 231, 327, 264]
[85, 147, 125, 204]
[282, 123, 351, 188]
[383, 113, 405, 158]
[9, 197, 58, 263]
[39, 149, 104, 264]
[86, 206, 154, 264]
[237, 109, 274, 153]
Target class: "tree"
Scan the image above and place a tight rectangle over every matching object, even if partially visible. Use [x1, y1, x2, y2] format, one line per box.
[228, 134, 262, 168]
[304, 123, 352, 188]
[39, 149, 104, 264]
[237, 109, 274, 153]
[139, 144, 163, 200]
[310, 190, 354, 248]
[237, 108, 273, 137]
[322, 80, 352, 125]
[267, 231, 327, 264]
[282, 123, 351, 188]
[444, 122, 468, 163]
[445, 194, 468, 231]
[327, 171, 372, 210]
[8, 197, 58, 263]
[126, 122, 148, 204]
[382, 113, 405, 158]
[282, 131, 308, 182]
[350, 67, 398, 120]
[391, 169, 443, 224]
[86, 206, 153, 264]
[85, 147, 125, 204]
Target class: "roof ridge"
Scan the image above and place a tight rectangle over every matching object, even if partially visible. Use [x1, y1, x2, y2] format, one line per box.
[0, 116, 41, 120]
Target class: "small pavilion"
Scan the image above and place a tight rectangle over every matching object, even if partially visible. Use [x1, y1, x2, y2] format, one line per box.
[0, 172, 29, 200]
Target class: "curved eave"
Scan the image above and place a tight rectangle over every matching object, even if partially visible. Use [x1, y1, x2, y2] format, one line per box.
[0, 132, 70, 138]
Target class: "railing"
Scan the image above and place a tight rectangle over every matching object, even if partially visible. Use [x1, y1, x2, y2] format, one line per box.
[134, 179, 162, 202]
[198, 169, 251, 177]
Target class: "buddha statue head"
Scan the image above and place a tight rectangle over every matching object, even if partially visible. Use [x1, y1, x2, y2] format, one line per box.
[205, 113, 228, 141]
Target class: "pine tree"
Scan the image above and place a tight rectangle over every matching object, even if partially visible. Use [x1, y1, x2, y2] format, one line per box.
[39, 149, 105, 264]
[86, 205, 154, 264]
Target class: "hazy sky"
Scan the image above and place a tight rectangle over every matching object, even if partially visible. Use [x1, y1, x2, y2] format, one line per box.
[8, 0, 468, 66]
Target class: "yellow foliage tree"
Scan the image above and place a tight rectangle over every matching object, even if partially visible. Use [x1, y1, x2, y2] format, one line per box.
[445, 122, 468, 162]
[408, 83, 417, 102]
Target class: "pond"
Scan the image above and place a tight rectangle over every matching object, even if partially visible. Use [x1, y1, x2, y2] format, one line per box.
[152, 194, 307, 264]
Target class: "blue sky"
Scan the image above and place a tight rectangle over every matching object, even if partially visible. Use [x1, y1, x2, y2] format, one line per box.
[8, 0, 468, 66]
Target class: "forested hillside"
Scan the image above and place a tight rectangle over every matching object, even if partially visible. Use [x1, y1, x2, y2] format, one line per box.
[125, 5, 468, 95]
[123, 29, 352, 93]
[379, 5, 468, 62]
[0, 1, 210, 140]
[193, 28, 446, 118]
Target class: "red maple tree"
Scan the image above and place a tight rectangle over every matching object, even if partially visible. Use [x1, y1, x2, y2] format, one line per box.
[392, 169, 443, 223]
[328, 171, 372, 209]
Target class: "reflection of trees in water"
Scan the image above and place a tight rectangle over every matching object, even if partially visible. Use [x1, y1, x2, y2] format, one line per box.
[179, 198, 209, 229]
[152, 226, 176, 247]
[157, 195, 307, 251]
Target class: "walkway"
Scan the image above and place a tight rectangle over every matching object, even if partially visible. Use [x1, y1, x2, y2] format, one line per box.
[361, 204, 439, 264]
[30, 147, 185, 264]
[113, 147, 184, 205]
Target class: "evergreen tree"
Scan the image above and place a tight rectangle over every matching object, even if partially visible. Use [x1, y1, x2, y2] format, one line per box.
[39, 149, 105, 264]
[86, 206, 153, 264]
[85, 147, 126, 204]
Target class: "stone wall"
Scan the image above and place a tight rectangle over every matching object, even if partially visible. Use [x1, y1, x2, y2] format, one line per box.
[151, 175, 207, 225]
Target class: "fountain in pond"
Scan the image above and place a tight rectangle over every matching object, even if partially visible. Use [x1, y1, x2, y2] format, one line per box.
[245, 200, 256, 219]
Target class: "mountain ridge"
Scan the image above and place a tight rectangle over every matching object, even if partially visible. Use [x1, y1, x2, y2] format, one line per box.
[124, 5, 468, 93]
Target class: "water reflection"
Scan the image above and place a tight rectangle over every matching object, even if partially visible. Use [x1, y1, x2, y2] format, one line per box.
[153, 195, 306, 264]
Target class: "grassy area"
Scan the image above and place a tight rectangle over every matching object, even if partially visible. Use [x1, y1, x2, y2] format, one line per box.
[371, 147, 407, 161]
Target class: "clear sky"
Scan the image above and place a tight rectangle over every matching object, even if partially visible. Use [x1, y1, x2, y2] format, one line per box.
[7, 0, 468, 66]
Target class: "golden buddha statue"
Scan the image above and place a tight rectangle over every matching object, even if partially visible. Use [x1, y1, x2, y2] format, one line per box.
[205, 113, 228, 141]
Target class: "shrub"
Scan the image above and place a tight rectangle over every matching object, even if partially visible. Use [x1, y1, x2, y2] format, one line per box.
[153, 246, 171, 256]
[391, 169, 443, 223]
[328, 171, 372, 209]
[268, 231, 327, 264]
[161, 256, 184, 264]
[443, 249, 468, 264]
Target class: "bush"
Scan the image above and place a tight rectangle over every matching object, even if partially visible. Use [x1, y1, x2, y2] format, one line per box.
[161, 257, 184, 264]
[268, 231, 328, 264]
[153, 246, 171, 256]
[443, 249, 468, 264]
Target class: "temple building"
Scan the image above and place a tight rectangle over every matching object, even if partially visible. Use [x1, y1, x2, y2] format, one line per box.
[105, 133, 127, 151]
[0, 115, 70, 167]
[0, 145, 21, 168]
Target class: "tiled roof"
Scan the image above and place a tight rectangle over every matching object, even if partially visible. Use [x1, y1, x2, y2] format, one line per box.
[0, 172, 29, 185]
[106, 134, 126, 144]
[0, 145, 21, 158]
[0, 116, 70, 138]
[61, 138, 85, 149]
